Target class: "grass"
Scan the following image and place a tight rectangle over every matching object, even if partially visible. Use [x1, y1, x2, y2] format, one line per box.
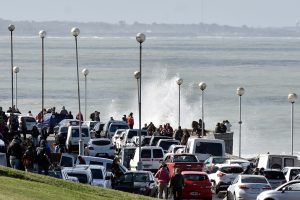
[0, 166, 154, 200]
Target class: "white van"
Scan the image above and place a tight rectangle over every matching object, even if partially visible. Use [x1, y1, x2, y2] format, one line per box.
[65, 125, 91, 152]
[256, 154, 299, 170]
[130, 146, 164, 172]
[185, 138, 225, 162]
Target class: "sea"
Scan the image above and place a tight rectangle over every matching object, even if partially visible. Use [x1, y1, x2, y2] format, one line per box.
[0, 35, 299, 158]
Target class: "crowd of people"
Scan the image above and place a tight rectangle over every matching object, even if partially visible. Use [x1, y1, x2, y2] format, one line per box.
[214, 120, 232, 133]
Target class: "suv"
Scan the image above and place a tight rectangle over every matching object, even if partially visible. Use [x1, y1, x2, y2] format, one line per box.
[208, 164, 243, 194]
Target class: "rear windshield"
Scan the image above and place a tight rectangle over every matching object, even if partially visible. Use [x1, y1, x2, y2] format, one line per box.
[264, 171, 285, 179]
[90, 169, 103, 179]
[195, 142, 223, 156]
[133, 173, 150, 182]
[159, 141, 180, 151]
[127, 131, 138, 139]
[173, 155, 198, 163]
[242, 176, 268, 184]
[141, 149, 151, 158]
[153, 149, 164, 158]
[212, 157, 228, 164]
[220, 166, 243, 173]
[67, 173, 88, 183]
[151, 137, 171, 146]
[71, 128, 89, 137]
[110, 125, 129, 132]
[184, 174, 208, 181]
[92, 140, 110, 146]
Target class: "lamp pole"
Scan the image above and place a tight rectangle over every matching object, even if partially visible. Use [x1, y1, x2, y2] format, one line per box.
[237, 87, 245, 158]
[82, 68, 89, 121]
[13, 66, 19, 109]
[39, 30, 46, 123]
[199, 82, 207, 137]
[136, 33, 145, 171]
[71, 27, 83, 156]
[176, 78, 183, 127]
[288, 93, 297, 155]
[8, 24, 15, 111]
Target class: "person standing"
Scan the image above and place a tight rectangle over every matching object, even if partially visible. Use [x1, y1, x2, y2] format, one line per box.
[174, 126, 183, 141]
[127, 112, 134, 129]
[7, 137, 23, 169]
[155, 163, 170, 199]
[169, 168, 184, 200]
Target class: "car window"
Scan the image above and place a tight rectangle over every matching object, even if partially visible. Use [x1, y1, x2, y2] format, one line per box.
[291, 169, 300, 176]
[284, 158, 295, 167]
[153, 149, 163, 158]
[71, 128, 89, 137]
[106, 163, 112, 172]
[25, 117, 36, 122]
[270, 157, 282, 169]
[121, 173, 133, 182]
[220, 166, 243, 174]
[133, 173, 150, 182]
[90, 169, 103, 179]
[159, 141, 179, 151]
[286, 182, 300, 191]
[60, 156, 74, 167]
[173, 155, 198, 163]
[195, 142, 223, 156]
[242, 176, 268, 184]
[264, 171, 285, 179]
[184, 174, 208, 181]
[92, 140, 111, 146]
[127, 131, 138, 139]
[212, 157, 228, 164]
[67, 173, 88, 183]
[141, 149, 151, 158]
[90, 161, 103, 165]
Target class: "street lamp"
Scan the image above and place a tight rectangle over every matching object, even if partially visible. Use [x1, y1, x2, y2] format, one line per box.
[176, 78, 183, 127]
[199, 82, 207, 137]
[8, 24, 15, 111]
[39, 30, 46, 123]
[82, 68, 89, 121]
[288, 93, 297, 155]
[13, 66, 19, 109]
[71, 27, 84, 156]
[236, 87, 245, 158]
[136, 32, 145, 171]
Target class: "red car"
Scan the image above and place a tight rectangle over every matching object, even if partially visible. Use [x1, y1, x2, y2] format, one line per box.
[182, 171, 212, 200]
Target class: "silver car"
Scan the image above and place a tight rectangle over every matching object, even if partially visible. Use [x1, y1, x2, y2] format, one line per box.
[227, 175, 271, 200]
[257, 180, 300, 200]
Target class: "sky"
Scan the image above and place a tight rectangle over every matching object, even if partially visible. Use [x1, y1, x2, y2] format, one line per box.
[1, 0, 300, 27]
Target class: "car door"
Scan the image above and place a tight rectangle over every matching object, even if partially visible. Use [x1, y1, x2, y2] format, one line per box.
[115, 173, 134, 192]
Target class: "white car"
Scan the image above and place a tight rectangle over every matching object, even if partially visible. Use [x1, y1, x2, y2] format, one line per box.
[282, 167, 300, 182]
[257, 180, 300, 200]
[84, 138, 115, 158]
[61, 166, 92, 184]
[76, 165, 111, 188]
[156, 139, 181, 153]
[208, 164, 244, 194]
[227, 175, 271, 200]
[225, 159, 251, 170]
[112, 129, 126, 146]
[65, 125, 90, 153]
[167, 144, 186, 154]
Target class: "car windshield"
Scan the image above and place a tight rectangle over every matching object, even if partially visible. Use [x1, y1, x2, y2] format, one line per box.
[173, 155, 198, 162]
[133, 173, 150, 182]
[220, 166, 243, 173]
[92, 140, 110, 146]
[264, 171, 285, 179]
[67, 173, 88, 183]
[159, 141, 179, 151]
[110, 124, 129, 132]
[60, 127, 68, 133]
[184, 174, 208, 181]
[195, 142, 223, 156]
[212, 157, 228, 164]
[71, 128, 89, 137]
[90, 169, 103, 179]
[242, 176, 268, 184]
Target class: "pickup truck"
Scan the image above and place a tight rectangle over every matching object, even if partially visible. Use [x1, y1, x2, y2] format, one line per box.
[163, 153, 204, 176]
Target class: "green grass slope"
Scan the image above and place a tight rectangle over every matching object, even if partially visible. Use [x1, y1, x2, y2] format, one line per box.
[0, 166, 154, 200]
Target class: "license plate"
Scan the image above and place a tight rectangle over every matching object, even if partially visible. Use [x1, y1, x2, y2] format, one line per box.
[190, 192, 199, 196]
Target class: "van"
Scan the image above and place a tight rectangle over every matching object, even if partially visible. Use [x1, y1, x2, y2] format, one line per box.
[65, 125, 90, 152]
[130, 146, 164, 172]
[185, 138, 225, 162]
[256, 154, 299, 170]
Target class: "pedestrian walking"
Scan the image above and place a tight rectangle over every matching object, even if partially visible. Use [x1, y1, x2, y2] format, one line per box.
[155, 163, 170, 199]
[169, 168, 184, 200]
[127, 112, 134, 129]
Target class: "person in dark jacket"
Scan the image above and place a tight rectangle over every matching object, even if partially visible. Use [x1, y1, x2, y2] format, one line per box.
[169, 168, 184, 200]
[7, 137, 23, 169]
[36, 141, 51, 175]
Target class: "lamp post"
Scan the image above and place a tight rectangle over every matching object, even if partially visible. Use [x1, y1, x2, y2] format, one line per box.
[136, 32, 145, 171]
[288, 93, 297, 155]
[13, 66, 19, 109]
[82, 68, 89, 121]
[39, 30, 46, 123]
[71, 27, 83, 156]
[237, 87, 245, 158]
[8, 24, 15, 110]
[199, 82, 207, 137]
[176, 78, 183, 127]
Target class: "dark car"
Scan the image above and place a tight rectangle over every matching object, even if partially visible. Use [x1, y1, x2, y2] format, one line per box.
[114, 171, 157, 197]
[263, 169, 286, 189]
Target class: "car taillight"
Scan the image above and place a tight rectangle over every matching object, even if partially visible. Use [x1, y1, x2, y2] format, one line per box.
[217, 172, 225, 177]
[238, 184, 249, 190]
[262, 186, 272, 190]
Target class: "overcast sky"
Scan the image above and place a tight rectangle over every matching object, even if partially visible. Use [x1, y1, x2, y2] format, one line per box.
[1, 0, 300, 27]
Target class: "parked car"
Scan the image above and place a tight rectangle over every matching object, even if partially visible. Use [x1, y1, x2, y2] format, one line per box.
[76, 165, 111, 188]
[227, 175, 271, 200]
[256, 154, 298, 170]
[114, 171, 158, 197]
[65, 125, 90, 153]
[167, 144, 186, 154]
[208, 164, 244, 194]
[164, 153, 203, 177]
[156, 139, 181, 153]
[18, 115, 37, 133]
[262, 169, 286, 189]
[282, 167, 300, 182]
[257, 180, 300, 200]
[84, 138, 115, 158]
[61, 166, 92, 184]
[204, 156, 229, 174]
[182, 171, 212, 200]
[130, 146, 164, 172]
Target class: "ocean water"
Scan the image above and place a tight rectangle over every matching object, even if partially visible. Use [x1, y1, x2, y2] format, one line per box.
[0, 36, 300, 157]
